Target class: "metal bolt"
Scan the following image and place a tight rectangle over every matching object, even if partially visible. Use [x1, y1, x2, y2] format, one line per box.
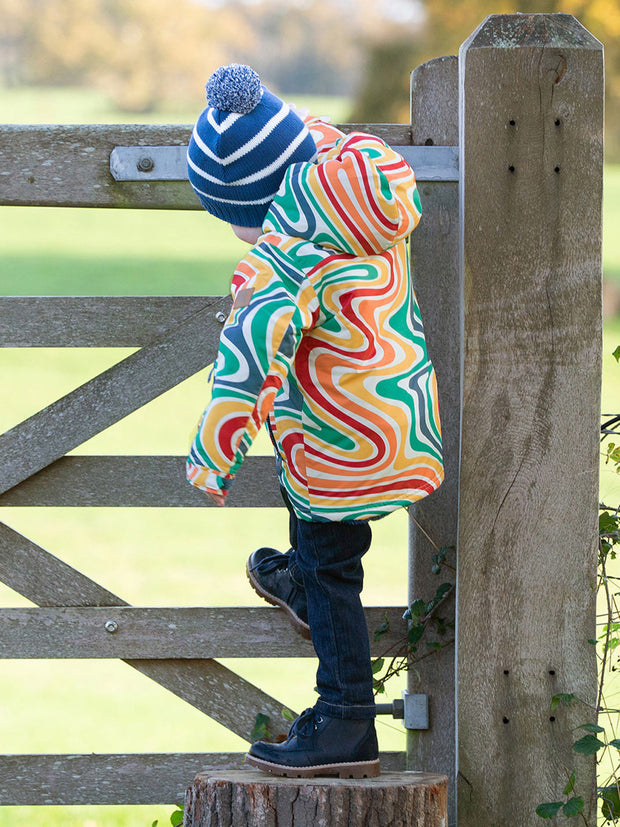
[137, 156, 154, 173]
[215, 311, 227, 323]
[104, 620, 119, 634]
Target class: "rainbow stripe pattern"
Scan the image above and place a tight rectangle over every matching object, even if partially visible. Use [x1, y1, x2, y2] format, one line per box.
[187, 118, 443, 521]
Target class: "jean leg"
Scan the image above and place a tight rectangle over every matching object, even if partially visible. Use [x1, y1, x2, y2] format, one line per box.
[294, 519, 375, 720]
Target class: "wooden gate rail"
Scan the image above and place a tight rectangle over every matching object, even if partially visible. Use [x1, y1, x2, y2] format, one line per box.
[0, 606, 407, 659]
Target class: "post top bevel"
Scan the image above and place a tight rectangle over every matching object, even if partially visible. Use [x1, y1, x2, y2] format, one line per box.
[460, 13, 603, 53]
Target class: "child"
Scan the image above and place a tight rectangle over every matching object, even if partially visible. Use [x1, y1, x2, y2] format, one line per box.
[186, 64, 443, 778]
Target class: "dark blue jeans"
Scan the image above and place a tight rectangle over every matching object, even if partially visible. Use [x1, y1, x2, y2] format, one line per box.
[284, 497, 375, 720]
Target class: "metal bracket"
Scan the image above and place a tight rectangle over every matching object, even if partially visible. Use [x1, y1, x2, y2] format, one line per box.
[376, 691, 429, 730]
[109, 145, 459, 183]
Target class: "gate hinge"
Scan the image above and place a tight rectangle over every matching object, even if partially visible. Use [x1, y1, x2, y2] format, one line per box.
[375, 691, 429, 730]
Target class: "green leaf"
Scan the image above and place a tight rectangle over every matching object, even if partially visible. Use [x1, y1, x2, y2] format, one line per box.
[281, 707, 296, 722]
[613, 345, 620, 362]
[408, 623, 424, 647]
[152, 822, 158, 827]
[578, 722, 605, 734]
[550, 693, 577, 710]
[372, 657, 385, 675]
[572, 734, 606, 755]
[562, 796, 584, 817]
[374, 613, 391, 641]
[563, 771, 576, 797]
[600, 784, 620, 820]
[170, 809, 183, 827]
[250, 713, 271, 742]
[410, 598, 426, 618]
[609, 738, 620, 750]
[536, 801, 563, 818]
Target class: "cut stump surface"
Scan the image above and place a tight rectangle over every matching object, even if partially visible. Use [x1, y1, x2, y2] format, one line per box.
[183, 768, 448, 826]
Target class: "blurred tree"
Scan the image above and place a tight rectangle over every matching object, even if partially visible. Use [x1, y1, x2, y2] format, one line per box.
[0, 0, 254, 112]
[349, 0, 620, 159]
[0, 0, 408, 111]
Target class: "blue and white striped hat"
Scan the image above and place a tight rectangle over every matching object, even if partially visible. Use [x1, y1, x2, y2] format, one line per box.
[187, 64, 317, 227]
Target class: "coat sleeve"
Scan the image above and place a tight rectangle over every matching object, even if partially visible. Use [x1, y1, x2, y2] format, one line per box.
[187, 249, 319, 502]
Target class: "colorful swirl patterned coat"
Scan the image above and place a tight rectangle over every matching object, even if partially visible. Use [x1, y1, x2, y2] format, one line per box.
[187, 117, 444, 522]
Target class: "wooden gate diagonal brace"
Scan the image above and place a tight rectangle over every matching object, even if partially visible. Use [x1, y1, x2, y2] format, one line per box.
[0, 301, 229, 497]
[0, 522, 293, 741]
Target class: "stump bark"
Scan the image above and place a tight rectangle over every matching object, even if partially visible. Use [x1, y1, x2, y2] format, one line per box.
[183, 769, 448, 827]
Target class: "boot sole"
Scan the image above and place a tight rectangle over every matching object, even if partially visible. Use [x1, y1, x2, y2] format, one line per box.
[246, 563, 312, 641]
[245, 752, 380, 779]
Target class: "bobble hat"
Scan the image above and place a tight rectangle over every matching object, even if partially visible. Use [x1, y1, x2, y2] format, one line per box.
[187, 64, 317, 227]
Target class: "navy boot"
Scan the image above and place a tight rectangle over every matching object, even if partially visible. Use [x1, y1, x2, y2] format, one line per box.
[246, 547, 311, 640]
[245, 707, 379, 778]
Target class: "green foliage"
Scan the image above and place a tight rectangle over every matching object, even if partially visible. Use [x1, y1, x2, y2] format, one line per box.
[170, 805, 184, 827]
[536, 796, 585, 819]
[601, 785, 620, 821]
[371, 540, 455, 696]
[250, 713, 271, 743]
[573, 735, 607, 756]
[537, 801, 564, 818]
[550, 693, 578, 711]
[536, 346, 620, 823]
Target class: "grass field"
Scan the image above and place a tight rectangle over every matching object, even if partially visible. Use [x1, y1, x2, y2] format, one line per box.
[1, 87, 619, 826]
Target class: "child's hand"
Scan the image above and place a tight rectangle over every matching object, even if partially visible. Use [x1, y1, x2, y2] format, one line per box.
[206, 489, 226, 507]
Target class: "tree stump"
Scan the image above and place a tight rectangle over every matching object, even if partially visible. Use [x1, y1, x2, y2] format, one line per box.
[183, 769, 448, 826]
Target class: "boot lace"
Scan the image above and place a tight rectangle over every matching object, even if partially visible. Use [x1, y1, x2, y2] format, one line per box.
[289, 708, 324, 739]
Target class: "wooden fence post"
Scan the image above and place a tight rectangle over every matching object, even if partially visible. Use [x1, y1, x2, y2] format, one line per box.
[457, 13, 603, 825]
[408, 54, 459, 826]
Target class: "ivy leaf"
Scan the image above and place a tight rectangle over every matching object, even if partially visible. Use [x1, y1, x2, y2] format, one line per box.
[613, 345, 620, 362]
[170, 807, 184, 827]
[572, 734, 606, 755]
[609, 738, 620, 750]
[408, 623, 424, 647]
[535, 801, 563, 818]
[372, 657, 385, 675]
[550, 693, 577, 711]
[410, 598, 426, 618]
[562, 796, 584, 817]
[563, 771, 576, 796]
[578, 723, 605, 734]
[600, 785, 620, 821]
[374, 613, 391, 641]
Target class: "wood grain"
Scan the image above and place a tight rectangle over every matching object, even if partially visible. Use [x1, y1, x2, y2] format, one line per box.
[0, 296, 231, 347]
[457, 14, 603, 825]
[0, 605, 407, 659]
[407, 54, 459, 825]
[184, 770, 448, 827]
[0, 455, 282, 508]
[0, 752, 408, 806]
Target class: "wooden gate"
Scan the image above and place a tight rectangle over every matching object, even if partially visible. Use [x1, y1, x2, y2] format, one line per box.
[0, 13, 604, 826]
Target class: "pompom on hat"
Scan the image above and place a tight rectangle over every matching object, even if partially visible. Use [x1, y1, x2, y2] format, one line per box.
[187, 64, 317, 227]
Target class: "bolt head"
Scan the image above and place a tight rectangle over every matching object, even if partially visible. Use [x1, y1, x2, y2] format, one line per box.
[137, 156, 154, 173]
[104, 620, 119, 634]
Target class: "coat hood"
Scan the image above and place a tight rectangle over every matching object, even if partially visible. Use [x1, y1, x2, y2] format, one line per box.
[263, 132, 422, 256]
